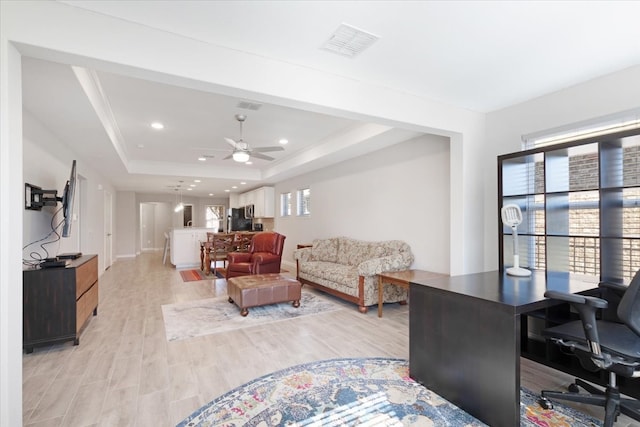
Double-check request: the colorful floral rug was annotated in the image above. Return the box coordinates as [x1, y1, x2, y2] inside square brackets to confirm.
[177, 358, 602, 426]
[179, 269, 223, 282]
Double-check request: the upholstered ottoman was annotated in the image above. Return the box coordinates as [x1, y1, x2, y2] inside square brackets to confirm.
[227, 273, 301, 316]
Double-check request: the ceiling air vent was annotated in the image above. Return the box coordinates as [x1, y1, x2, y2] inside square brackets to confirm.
[321, 23, 379, 58]
[237, 101, 262, 111]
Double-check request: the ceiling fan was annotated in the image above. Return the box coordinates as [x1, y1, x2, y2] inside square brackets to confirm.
[224, 114, 284, 162]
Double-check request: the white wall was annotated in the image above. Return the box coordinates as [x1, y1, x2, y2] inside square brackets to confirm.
[484, 65, 640, 270]
[0, 35, 23, 427]
[276, 135, 451, 274]
[22, 111, 115, 272]
[140, 203, 156, 250]
[115, 191, 136, 258]
[140, 202, 173, 251]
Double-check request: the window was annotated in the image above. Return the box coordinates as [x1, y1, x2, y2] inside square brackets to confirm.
[499, 129, 640, 283]
[205, 205, 225, 230]
[280, 192, 291, 217]
[297, 188, 311, 216]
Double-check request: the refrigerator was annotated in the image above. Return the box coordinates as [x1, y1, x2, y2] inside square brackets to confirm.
[227, 208, 252, 231]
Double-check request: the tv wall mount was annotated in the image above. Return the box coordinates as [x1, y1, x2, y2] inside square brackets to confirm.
[25, 183, 60, 210]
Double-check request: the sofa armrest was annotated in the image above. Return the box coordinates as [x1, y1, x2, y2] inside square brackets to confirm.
[357, 254, 413, 276]
[293, 247, 313, 262]
[228, 252, 252, 263]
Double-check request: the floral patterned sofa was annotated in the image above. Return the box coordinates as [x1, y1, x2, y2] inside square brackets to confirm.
[293, 237, 414, 313]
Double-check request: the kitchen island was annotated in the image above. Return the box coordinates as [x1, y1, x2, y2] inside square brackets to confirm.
[170, 227, 215, 268]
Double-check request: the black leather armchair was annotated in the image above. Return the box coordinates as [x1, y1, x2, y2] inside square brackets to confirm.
[539, 269, 640, 427]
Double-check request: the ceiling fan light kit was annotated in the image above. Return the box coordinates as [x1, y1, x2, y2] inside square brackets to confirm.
[232, 151, 250, 163]
[224, 114, 284, 162]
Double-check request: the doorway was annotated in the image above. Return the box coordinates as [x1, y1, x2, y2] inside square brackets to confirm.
[104, 190, 112, 269]
[183, 204, 193, 227]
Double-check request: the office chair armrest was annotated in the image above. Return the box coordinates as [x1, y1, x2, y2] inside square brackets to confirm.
[544, 290, 608, 309]
[545, 290, 607, 351]
[599, 281, 627, 294]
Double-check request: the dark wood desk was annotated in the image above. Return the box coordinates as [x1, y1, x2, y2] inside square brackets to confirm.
[409, 270, 598, 427]
[377, 270, 447, 317]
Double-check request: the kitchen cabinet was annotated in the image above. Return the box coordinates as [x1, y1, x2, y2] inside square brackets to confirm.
[238, 186, 275, 218]
[170, 227, 214, 268]
[253, 187, 274, 218]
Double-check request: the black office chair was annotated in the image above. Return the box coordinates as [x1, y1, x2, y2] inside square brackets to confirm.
[538, 269, 640, 427]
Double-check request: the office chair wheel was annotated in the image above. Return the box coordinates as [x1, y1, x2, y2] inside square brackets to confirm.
[538, 397, 554, 410]
[568, 383, 580, 393]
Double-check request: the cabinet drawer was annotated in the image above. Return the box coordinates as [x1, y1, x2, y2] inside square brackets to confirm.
[76, 281, 98, 333]
[76, 256, 98, 299]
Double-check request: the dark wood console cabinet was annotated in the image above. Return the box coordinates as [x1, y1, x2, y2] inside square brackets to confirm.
[23, 255, 99, 353]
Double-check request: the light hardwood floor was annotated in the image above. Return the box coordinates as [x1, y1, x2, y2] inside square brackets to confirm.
[22, 252, 639, 426]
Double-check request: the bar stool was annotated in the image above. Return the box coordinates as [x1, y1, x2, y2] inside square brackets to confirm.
[162, 232, 170, 264]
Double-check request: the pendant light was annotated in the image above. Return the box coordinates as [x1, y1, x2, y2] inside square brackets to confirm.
[174, 182, 184, 212]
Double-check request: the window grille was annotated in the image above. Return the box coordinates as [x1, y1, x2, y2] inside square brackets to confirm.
[205, 205, 224, 229]
[297, 188, 311, 216]
[500, 128, 640, 283]
[280, 192, 291, 217]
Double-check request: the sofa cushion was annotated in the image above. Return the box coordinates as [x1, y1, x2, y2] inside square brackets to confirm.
[338, 238, 377, 266]
[311, 238, 339, 263]
[299, 261, 357, 285]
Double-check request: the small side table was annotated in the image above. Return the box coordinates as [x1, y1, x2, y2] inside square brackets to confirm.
[378, 270, 447, 317]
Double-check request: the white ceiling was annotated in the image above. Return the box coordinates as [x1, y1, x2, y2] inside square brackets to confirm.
[20, 1, 640, 197]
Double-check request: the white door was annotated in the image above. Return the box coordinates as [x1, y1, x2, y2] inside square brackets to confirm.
[104, 191, 113, 269]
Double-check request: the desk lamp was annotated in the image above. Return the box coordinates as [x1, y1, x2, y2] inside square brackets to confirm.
[501, 204, 531, 277]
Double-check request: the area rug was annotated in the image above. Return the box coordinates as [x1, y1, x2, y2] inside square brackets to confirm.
[179, 269, 223, 282]
[162, 290, 342, 341]
[177, 358, 602, 427]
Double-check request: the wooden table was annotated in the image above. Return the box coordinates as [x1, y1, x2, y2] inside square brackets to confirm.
[200, 233, 254, 275]
[377, 269, 447, 317]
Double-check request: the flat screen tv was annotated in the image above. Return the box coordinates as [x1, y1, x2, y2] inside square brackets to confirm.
[61, 160, 77, 238]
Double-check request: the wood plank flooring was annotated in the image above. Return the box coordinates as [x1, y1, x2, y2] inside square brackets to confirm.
[22, 252, 639, 426]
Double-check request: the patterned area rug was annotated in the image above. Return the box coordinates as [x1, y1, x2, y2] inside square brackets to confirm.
[179, 269, 223, 282]
[162, 290, 342, 341]
[177, 358, 602, 426]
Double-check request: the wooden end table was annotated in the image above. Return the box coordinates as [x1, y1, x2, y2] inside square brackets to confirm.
[378, 270, 447, 317]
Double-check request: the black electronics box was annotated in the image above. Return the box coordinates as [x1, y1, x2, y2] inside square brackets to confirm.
[40, 258, 70, 268]
[57, 252, 82, 260]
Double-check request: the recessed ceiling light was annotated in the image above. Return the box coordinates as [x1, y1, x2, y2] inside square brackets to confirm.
[189, 184, 196, 187]
[186, 188, 192, 191]
[224, 189, 230, 192]
[232, 186, 237, 189]
[245, 161, 253, 165]
[150, 122, 164, 130]
[198, 157, 206, 161]
[240, 182, 246, 185]
[194, 179, 201, 183]
[209, 193, 214, 196]
[279, 139, 288, 145]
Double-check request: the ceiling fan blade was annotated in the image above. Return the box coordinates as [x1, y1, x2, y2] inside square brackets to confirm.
[251, 152, 275, 161]
[223, 153, 233, 160]
[224, 137, 238, 148]
[252, 146, 285, 153]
